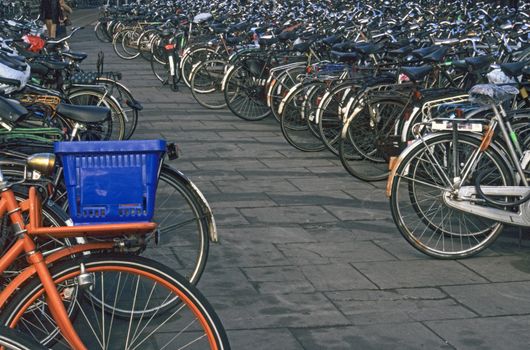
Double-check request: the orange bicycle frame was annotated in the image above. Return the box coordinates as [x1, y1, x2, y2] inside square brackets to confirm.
[0, 186, 156, 349]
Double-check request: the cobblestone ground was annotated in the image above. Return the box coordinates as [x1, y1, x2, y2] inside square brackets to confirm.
[71, 10, 530, 349]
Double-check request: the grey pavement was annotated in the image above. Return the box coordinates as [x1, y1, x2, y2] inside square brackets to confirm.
[70, 10, 530, 350]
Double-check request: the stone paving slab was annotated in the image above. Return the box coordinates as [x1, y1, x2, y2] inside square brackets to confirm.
[71, 11, 530, 349]
[426, 315, 530, 350]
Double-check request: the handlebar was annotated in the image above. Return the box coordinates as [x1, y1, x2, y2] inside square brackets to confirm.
[47, 26, 84, 45]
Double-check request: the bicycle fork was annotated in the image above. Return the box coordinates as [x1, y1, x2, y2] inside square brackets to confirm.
[165, 44, 179, 92]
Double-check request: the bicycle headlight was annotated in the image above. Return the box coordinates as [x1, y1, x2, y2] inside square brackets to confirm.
[27, 153, 56, 176]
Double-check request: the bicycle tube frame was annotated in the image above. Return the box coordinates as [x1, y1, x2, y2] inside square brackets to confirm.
[0, 186, 156, 349]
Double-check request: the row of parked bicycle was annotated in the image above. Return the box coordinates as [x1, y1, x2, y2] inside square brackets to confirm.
[0, 2, 230, 349]
[99, 0, 530, 259]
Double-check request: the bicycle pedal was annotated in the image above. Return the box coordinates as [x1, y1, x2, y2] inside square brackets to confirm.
[166, 143, 179, 160]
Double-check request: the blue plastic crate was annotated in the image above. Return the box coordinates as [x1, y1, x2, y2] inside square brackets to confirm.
[54, 140, 166, 225]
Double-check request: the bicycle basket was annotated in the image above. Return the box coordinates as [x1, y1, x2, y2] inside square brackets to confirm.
[54, 140, 166, 225]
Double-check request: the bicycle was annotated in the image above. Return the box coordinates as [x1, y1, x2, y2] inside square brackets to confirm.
[0, 144, 230, 349]
[387, 83, 527, 259]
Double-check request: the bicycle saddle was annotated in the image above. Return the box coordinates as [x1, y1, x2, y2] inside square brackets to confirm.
[258, 37, 278, 46]
[35, 59, 69, 71]
[62, 51, 88, 62]
[229, 22, 248, 33]
[468, 84, 519, 105]
[278, 30, 297, 41]
[15, 47, 40, 59]
[0, 95, 28, 123]
[331, 41, 355, 52]
[401, 65, 433, 82]
[56, 104, 111, 123]
[354, 42, 381, 56]
[322, 35, 341, 47]
[422, 46, 449, 63]
[330, 50, 358, 63]
[500, 60, 528, 78]
[226, 36, 245, 45]
[451, 59, 468, 72]
[293, 42, 311, 53]
[210, 25, 228, 34]
[160, 29, 175, 38]
[388, 45, 413, 56]
[29, 62, 49, 76]
[465, 56, 493, 73]
[431, 38, 460, 46]
[411, 46, 438, 60]
[0, 53, 27, 71]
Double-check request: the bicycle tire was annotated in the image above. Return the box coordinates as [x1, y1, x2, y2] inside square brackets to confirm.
[181, 47, 224, 88]
[341, 98, 404, 181]
[190, 59, 228, 109]
[0, 327, 47, 350]
[389, 133, 512, 259]
[67, 89, 126, 140]
[317, 83, 361, 155]
[94, 22, 111, 43]
[120, 29, 141, 59]
[146, 164, 212, 285]
[95, 78, 140, 140]
[268, 66, 306, 123]
[224, 63, 272, 120]
[112, 30, 135, 60]
[0, 255, 231, 349]
[280, 82, 326, 152]
[136, 29, 158, 61]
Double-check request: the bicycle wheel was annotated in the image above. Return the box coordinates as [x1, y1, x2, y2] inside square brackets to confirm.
[67, 89, 126, 141]
[27, 162, 211, 286]
[191, 59, 228, 109]
[150, 47, 169, 84]
[0, 163, 78, 346]
[137, 29, 159, 61]
[317, 83, 360, 156]
[144, 164, 211, 285]
[120, 29, 141, 59]
[280, 82, 326, 152]
[112, 30, 135, 60]
[224, 63, 272, 121]
[0, 255, 230, 349]
[0, 327, 47, 350]
[268, 66, 306, 123]
[94, 22, 111, 43]
[343, 99, 404, 181]
[181, 47, 223, 88]
[95, 78, 140, 140]
[390, 133, 512, 258]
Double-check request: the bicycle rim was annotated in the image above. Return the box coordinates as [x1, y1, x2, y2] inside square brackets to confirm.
[1, 255, 230, 349]
[390, 134, 510, 258]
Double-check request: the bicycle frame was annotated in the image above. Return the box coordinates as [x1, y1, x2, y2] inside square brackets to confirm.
[0, 175, 156, 349]
[441, 103, 530, 225]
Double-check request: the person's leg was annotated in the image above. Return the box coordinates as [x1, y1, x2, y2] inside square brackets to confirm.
[45, 19, 54, 37]
[50, 23, 57, 38]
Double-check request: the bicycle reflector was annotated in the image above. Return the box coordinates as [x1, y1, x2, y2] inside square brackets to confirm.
[27, 153, 56, 176]
[165, 44, 176, 50]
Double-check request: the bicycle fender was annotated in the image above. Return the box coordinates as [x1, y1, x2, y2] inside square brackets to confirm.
[265, 75, 275, 107]
[278, 82, 302, 115]
[163, 165, 218, 243]
[385, 132, 511, 197]
[220, 64, 236, 92]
